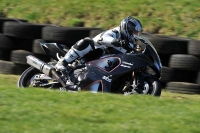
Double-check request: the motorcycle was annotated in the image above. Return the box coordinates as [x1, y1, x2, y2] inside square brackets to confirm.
[17, 36, 162, 96]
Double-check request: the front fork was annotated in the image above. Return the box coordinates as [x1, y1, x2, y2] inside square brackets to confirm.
[132, 71, 145, 93]
[123, 70, 145, 94]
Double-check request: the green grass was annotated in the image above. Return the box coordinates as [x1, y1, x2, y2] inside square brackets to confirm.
[0, 74, 200, 133]
[0, 0, 199, 39]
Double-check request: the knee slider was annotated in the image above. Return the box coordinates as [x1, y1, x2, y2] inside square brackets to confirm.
[84, 37, 95, 50]
[74, 37, 95, 51]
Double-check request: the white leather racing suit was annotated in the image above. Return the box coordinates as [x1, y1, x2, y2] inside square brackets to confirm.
[63, 26, 135, 63]
[93, 26, 134, 54]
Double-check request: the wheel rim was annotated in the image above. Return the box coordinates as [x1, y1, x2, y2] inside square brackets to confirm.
[143, 81, 150, 94]
[29, 74, 40, 87]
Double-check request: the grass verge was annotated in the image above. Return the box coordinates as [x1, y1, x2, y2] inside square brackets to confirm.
[0, 74, 200, 133]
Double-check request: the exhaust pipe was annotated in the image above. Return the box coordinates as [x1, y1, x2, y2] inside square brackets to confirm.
[26, 55, 53, 76]
[26, 55, 67, 88]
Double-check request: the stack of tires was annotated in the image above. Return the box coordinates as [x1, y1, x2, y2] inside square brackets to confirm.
[139, 33, 200, 94]
[0, 17, 100, 75]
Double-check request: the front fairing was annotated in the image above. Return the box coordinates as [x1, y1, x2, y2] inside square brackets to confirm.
[80, 51, 161, 92]
[138, 37, 162, 76]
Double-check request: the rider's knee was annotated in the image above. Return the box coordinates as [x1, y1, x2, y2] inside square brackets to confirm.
[73, 37, 95, 51]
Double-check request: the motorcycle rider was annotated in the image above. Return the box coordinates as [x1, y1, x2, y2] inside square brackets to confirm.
[55, 16, 143, 71]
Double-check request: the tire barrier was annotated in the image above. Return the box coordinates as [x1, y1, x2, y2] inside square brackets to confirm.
[32, 39, 46, 55]
[89, 29, 105, 38]
[188, 40, 200, 56]
[11, 37, 33, 52]
[10, 50, 50, 65]
[0, 17, 27, 33]
[0, 60, 29, 75]
[169, 54, 200, 70]
[0, 33, 14, 61]
[3, 22, 48, 39]
[0, 17, 199, 94]
[0, 33, 14, 49]
[42, 26, 100, 47]
[0, 49, 11, 61]
[165, 82, 200, 94]
[196, 71, 200, 85]
[141, 33, 189, 55]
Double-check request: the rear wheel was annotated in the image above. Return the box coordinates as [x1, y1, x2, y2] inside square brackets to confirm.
[18, 66, 40, 88]
[18, 66, 59, 88]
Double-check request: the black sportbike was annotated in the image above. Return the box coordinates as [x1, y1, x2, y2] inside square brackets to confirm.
[18, 37, 162, 96]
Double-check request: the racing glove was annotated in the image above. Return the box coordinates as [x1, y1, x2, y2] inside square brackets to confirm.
[111, 39, 134, 50]
[111, 38, 129, 47]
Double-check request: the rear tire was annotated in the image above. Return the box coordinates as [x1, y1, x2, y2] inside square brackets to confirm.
[17, 66, 40, 88]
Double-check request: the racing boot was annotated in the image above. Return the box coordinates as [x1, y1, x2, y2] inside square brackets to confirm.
[55, 58, 68, 71]
[55, 48, 79, 71]
[55, 38, 95, 71]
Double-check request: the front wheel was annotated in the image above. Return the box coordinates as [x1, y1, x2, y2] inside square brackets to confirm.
[123, 77, 161, 96]
[142, 77, 161, 96]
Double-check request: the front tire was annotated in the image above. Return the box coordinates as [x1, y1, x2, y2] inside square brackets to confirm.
[122, 77, 161, 96]
[144, 77, 161, 96]
[116, 75, 161, 96]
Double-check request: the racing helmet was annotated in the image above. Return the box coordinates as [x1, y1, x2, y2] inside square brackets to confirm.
[120, 16, 143, 43]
